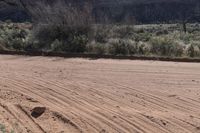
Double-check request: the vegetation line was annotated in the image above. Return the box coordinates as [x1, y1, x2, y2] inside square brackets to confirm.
[1, 50, 200, 63]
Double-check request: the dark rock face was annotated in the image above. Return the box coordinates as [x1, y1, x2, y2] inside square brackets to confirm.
[0, 0, 199, 23]
[0, 1, 30, 22]
[0, 9, 30, 22]
[94, 0, 200, 24]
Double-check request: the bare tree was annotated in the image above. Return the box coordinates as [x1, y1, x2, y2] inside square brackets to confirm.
[26, 0, 93, 26]
[0, 0, 94, 26]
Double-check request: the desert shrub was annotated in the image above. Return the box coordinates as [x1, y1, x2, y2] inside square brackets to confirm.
[112, 25, 135, 39]
[31, 25, 56, 49]
[50, 39, 63, 52]
[174, 43, 185, 57]
[133, 32, 152, 42]
[135, 28, 145, 33]
[63, 33, 88, 53]
[86, 42, 107, 55]
[187, 42, 200, 57]
[24, 40, 40, 51]
[94, 30, 108, 43]
[108, 39, 137, 55]
[127, 41, 138, 55]
[137, 42, 151, 55]
[93, 25, 111, 43]
[26, 24, 90, 53]
[155, 29, 169, 36]
[109, 41, 129, 55]
[0, 39, 6, 50]
[23, 1, 93, 53]
[187, 44, 195, 57]
[179, 33, 199, 44]
[0, 23, 28, 50]
[150, 37, 184, 57]
[11, 38, 24, 50]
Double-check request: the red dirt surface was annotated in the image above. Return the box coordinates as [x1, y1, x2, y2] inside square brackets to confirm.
[0, 55, 200, 133]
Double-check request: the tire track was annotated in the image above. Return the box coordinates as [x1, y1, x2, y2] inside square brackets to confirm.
[0, 55, 200, 132]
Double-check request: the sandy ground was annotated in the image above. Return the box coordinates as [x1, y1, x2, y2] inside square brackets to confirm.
[0, 55, 200, 133]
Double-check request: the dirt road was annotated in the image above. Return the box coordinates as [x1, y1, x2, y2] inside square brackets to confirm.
[0, 55, 200, 133]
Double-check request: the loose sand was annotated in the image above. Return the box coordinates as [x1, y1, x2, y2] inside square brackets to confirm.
[0, 55, 200, 133]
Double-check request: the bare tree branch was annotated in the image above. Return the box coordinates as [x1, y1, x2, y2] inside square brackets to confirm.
[0, 0, 18, 6]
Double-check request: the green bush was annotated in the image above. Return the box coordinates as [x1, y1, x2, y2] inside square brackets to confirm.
[113, 25, 135, 38]
[108, 39, 137, 55]
[27, 24, 90, 53]
[133, 32, 152, 42]
[0, 38, 6, 50]
[187, 43, 200, 57]
[0, 23, 28, 51]
[155, 29, 169, 36]
[63, 34, 88, 53]
[137, 42, 151, 55]
[11, 38, 24, 50]
[150, 37, 184, 57]
[50, 39, 63, 52]
[93, 25, 111, 43]
[86, 42, 107, 55]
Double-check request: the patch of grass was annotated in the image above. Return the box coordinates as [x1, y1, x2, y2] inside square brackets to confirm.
[0, 123, 14, 133]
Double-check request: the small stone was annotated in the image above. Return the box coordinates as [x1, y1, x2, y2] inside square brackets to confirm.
[31, 107, 46, 118]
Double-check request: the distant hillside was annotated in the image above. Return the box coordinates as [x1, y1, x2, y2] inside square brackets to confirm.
[94, 0, 200, 23]
[0, 1, 30, 22]
[0, 0, 200, 23]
